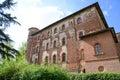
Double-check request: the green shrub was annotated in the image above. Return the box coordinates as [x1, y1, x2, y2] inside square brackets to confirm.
[0, 58, 28, 80]
[0, 59, 70, 80]
[70, 73, 83, 80]
[21, 65, 70, 80]
[70, 72, 120, 80]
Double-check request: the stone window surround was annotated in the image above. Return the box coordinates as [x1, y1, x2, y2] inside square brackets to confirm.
[62, 37, 66, 46]
[53, 54, 57, 64]
[62, 24, 65, 31]
[94, 43, 102, 55]
[52, 50, 57, 64]
[62, 53, 66, 63]
[54, 28, 57, 34]
[77, 17, 82, 24]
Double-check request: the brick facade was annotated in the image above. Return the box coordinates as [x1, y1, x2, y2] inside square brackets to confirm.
[26, 2, 120, 73]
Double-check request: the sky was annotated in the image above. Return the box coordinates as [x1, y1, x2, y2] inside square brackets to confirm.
[3, 0, 120, 49]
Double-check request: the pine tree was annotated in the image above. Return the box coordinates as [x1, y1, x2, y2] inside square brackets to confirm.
[0, 0, 20, 60]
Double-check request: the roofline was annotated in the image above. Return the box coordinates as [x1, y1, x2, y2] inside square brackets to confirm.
[116, 32, 120, 34]
[31, 2, 108, 36]
[81, 28, 118, 43]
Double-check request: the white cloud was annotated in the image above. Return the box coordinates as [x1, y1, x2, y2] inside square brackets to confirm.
[6, 0, 65, 49]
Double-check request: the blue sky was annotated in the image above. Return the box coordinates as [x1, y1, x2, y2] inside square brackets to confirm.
[4, 0, 120, 49]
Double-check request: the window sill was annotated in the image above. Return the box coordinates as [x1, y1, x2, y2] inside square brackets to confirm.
[94, 52, 104, 56]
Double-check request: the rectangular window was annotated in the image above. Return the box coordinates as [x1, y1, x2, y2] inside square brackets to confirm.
[95, 43, 102, 55]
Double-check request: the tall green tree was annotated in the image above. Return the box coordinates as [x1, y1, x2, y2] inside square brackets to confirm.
[0, 0, 20, 60]
[16, 42, 26, 61]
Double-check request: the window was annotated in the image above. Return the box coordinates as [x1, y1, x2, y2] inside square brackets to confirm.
[38, 35, 41, 40]
[54, 28, 57, 34]
[46, 43, 49, 50]
[54, 40, 57, 48]
[77, 17, 81, 24]
[81, 49, 84, 60]
[98, 66, 104, 72]
[62, 53, 66, 63]
[79, 31, 83, 38]
[62, 38, 66, 46]
[53, 55, 57, 64]
[62, 24, 65, 31]
[48, 31, 50, 37]
[95, 43, 102, 55]
[45, 56, 48, 64]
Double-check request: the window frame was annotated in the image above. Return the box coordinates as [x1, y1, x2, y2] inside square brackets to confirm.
[54, 40, 57, 48]
[46, 43, 49, 50]
[53, 55, 57, 64]
[77, 17, 82, 24]
[54, 28, 57, 34]
[62, 24, 65, 31]
[62, 38, 66, 46]
[62, 53, 66, 63]
[95, 43, 102, 55]
[47, 31, 50, 37]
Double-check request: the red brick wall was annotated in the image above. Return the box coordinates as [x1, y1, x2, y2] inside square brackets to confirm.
[80, 31, 120, 72]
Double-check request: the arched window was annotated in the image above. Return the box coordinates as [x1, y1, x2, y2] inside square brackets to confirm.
[53, 55, 57, 64]
[54, 28, 57, 34]
[95, 43, 102, 55]
[48, 31, 50, 37]
[77, 17, 81, 24]
[45, 56, 48, 64]
[62, 38, 65, 46]
[62, 53, 66, 63]
[46, 43, 49, 50]
[62, 24, 65, 31]
[54, 40, 57, 48]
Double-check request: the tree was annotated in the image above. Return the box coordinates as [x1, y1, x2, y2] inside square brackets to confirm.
[0, 0, 20, 60]
[19, 42, 26, 56]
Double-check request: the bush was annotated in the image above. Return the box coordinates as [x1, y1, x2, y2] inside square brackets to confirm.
[0, 58, 29, 80]
[0, 59, 70, 80]
[1, 58, 120, 80]
[70, 72, 120, 80]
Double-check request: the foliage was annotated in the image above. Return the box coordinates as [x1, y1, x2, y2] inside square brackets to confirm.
[0, 0, 20, 60]
[19, 42, 26, 55]
[70, 72, 120, 80]
[1, 57, 120, 80]
[0, 56, 70, 80]
[16, 42, 26, 61]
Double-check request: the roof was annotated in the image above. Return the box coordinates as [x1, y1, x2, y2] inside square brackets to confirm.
[81, 28, 118, 43]
[31, 2, 108, 36]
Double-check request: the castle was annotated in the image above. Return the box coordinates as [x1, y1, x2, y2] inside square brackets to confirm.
[26, 2, 120, 73]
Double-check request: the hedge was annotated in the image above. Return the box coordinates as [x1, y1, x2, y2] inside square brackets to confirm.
[70, 72, 120, 80]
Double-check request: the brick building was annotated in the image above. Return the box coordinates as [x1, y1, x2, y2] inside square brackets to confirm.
[26, 2, 120, 73]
